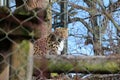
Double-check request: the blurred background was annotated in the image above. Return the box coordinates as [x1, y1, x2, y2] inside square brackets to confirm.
[0, 0, 120, 80]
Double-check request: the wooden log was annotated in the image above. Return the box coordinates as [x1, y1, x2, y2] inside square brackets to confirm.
[34, 55, 120, 74]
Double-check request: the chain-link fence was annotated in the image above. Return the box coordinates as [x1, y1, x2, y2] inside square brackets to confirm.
[0, 0, 120, 80]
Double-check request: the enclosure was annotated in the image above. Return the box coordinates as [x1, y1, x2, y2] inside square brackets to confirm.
[0, 0, 120, 80]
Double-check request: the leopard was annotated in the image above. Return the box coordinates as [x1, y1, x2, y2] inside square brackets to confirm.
[34, 27, 68, 56]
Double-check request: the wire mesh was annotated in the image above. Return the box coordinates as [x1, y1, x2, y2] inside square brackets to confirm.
[0, 0, 120, 80]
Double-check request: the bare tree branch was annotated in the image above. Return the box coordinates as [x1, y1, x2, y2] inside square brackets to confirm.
[69, 17, 93, 33]
[107, 0, 120, 12]
[69, 2, 90, 12]
[97, 0, 120, 31]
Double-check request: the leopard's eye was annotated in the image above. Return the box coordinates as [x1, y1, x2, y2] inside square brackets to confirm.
[58, 38, 62, 42]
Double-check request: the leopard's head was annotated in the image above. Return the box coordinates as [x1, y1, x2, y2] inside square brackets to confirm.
[54, 27, 68, 39]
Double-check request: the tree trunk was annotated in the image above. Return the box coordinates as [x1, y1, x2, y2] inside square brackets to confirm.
[84, 0, 103, 55]
[0, 65, 9, 80]
[9, 40, 33, 80]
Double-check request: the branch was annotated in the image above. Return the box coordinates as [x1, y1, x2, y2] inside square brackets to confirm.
[69, 17, 93, 33]
[106, 0, 120, 12]
[69, 2, 90, 12]
[97, 0, 120, 31]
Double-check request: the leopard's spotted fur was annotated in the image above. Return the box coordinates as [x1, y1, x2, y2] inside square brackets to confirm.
[34, 27, 68, 56]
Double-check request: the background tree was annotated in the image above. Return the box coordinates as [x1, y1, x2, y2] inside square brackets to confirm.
[52, 0, 120, 55]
